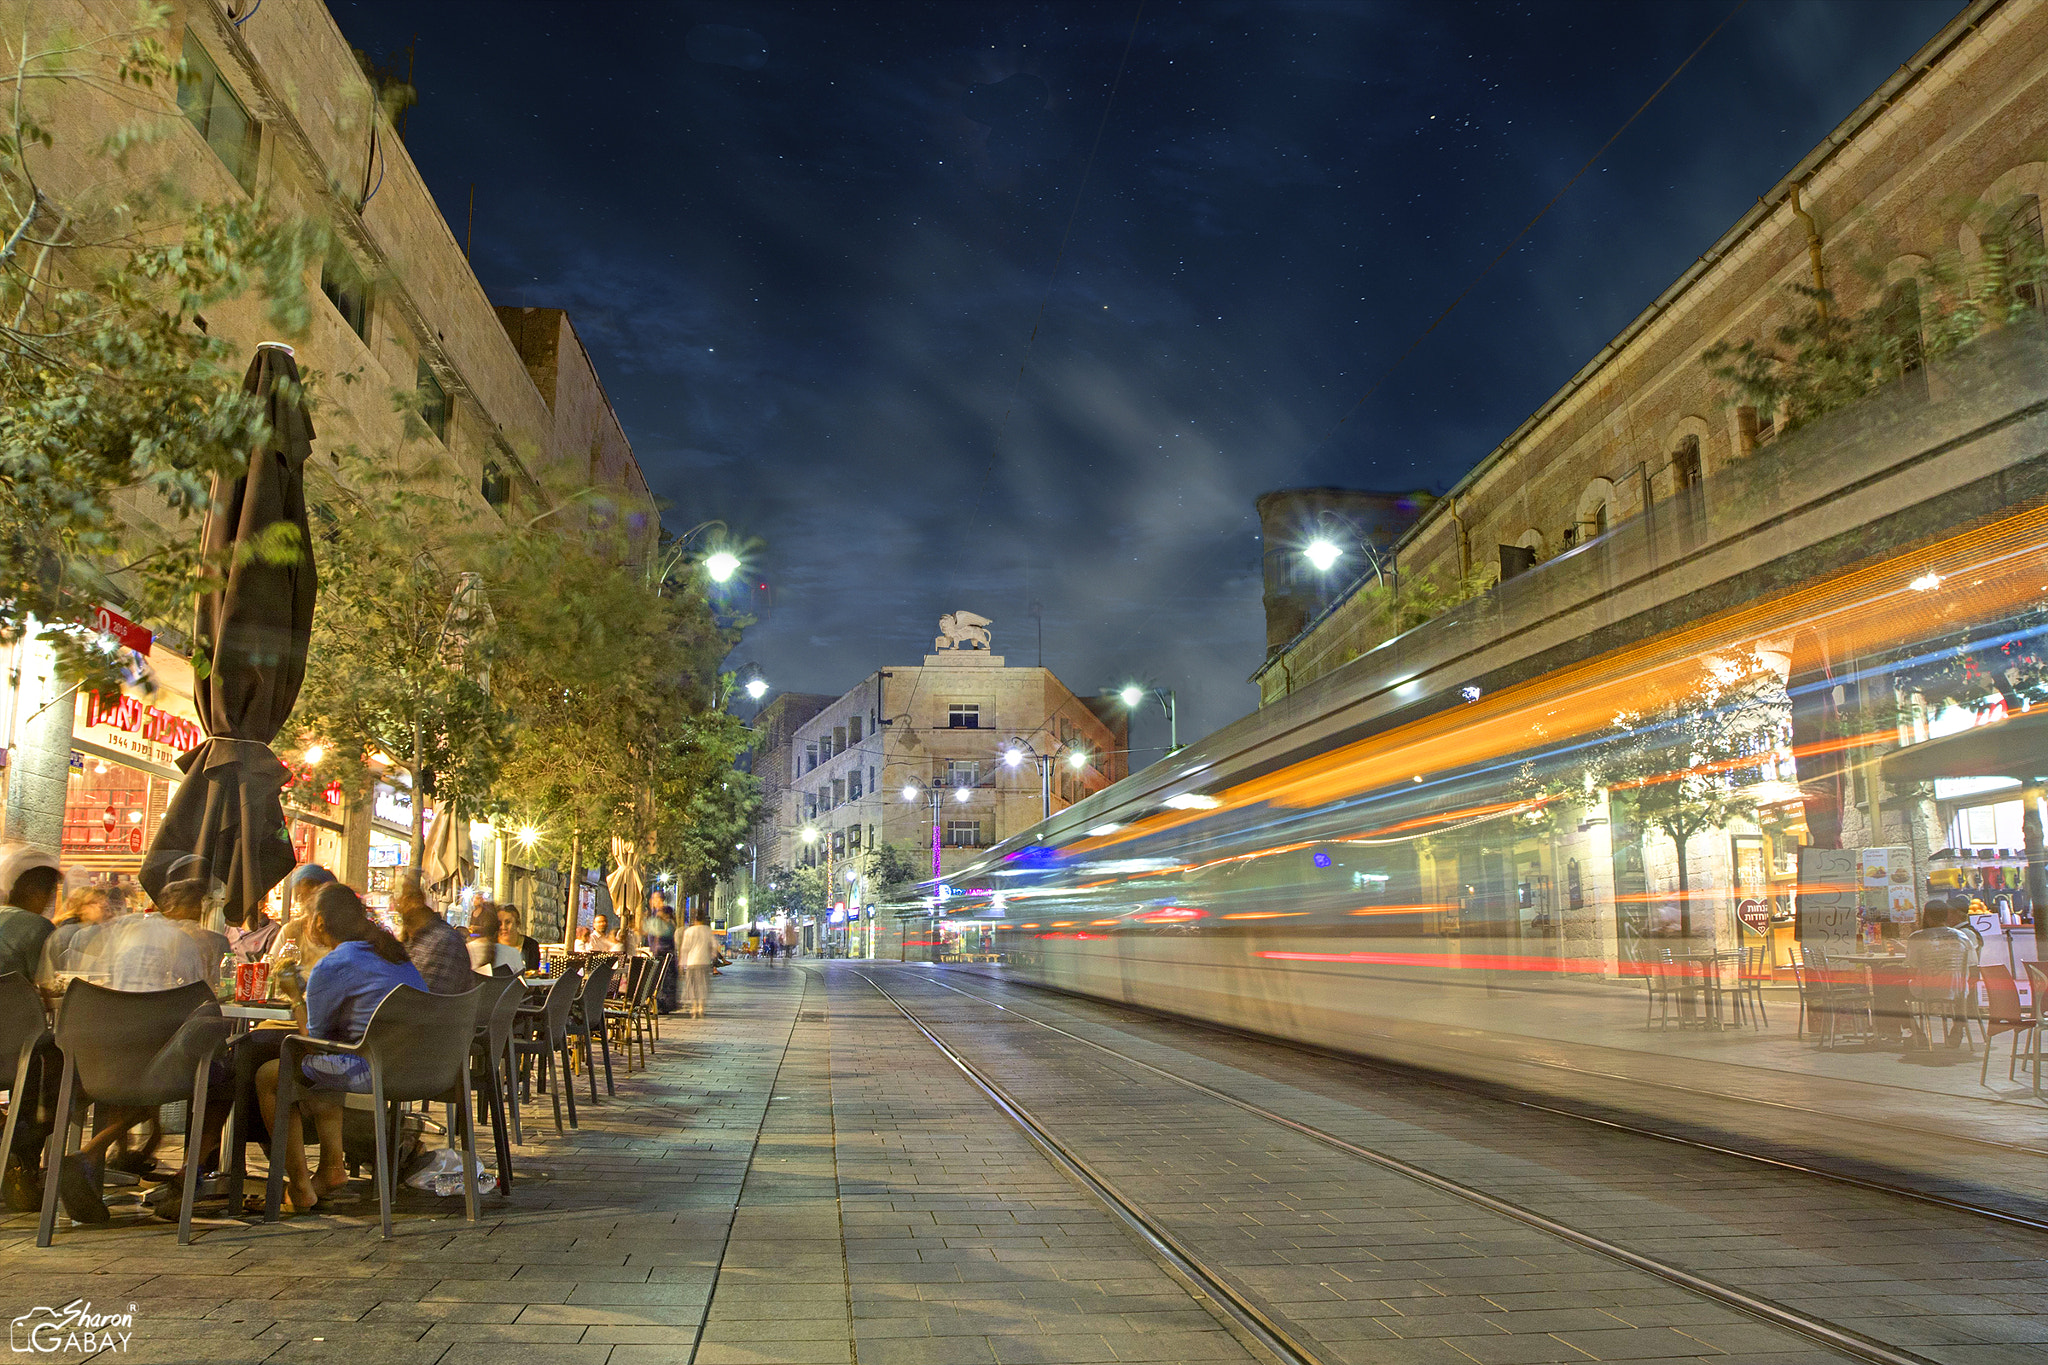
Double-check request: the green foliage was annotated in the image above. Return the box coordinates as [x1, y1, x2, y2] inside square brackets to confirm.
[287, 450, 512, 829]
[1703, 210, 2048, 434]
[760, 863, 826, 920]
[869, 842, 928, 905]
[0, 7, 321, 692]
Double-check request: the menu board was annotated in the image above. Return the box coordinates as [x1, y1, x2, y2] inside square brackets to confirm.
[1797, 848, 1859, 949]
[1861, 846, 1920, 923]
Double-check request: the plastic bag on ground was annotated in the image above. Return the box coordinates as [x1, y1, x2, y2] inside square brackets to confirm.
[401, 1145, 491, 1197]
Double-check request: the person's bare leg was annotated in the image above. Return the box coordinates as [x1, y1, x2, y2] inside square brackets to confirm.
[305, 1096, 347, 1196]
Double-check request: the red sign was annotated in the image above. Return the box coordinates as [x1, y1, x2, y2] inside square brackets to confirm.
[91, 605, 152, 656]
[1737, 898, 1772, 934]
[127, 828, 143, 853]
[101, 807, 116, 835]
[83, 692, 202, 755]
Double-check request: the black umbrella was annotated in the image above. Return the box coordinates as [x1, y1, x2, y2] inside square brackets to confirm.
[141, 344, 317, 925]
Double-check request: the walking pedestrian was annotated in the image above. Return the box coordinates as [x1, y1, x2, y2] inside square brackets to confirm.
[680, 910, 716, 1019]
[643, 891, 678, 1014]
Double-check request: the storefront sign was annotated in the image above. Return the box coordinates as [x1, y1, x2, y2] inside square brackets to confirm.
[91, 605, 152, 656]
[1736, 898, 1771, 935]
[372, 782, 412, 830]
[74, 691, 202, 773]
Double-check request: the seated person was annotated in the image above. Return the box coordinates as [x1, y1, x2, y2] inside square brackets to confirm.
[498, 906, 541, 974]
[158, 879, 231, 973]
[578, 912, 621, 954]
[256, 884, 425, 1212]
[395, 882, 473, 995]
[465, 903, 523, 974]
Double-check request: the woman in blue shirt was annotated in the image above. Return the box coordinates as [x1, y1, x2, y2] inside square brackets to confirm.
[256, 883, 424, 1212]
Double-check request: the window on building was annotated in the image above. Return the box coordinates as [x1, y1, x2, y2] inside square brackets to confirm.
[178, 32, 258, 193]
[481, 458, 511, 508]
[948, 703, 981, 729]
[832, 779, 845, 807]
[848, 826, 862, 851]
[1671, 434, 1705, 543]
[806, 742, 818, 772]
[818, 785, 830, 812]
[804, 795, 816, 820]
[415, 360, 449, 442]
[848, 770, 862, 801]
[833, 725, 847, 754]
[1881, 279, 1927, 398]
[868, 766, 876, 793]
[319, 250, 369, 341]
[944, 820, 982, 847]
[832, 831, 845, 858]
[849, 716, 862, 745]
[947, 759, 979, 788]
[2003, 195, 2046, 309]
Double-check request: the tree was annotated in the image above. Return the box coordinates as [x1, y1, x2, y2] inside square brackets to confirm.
[0, 9, 319, 692]
[286, 450, 512, 863]
[869, 842, 927, 906]
[760, 864, 825, 921]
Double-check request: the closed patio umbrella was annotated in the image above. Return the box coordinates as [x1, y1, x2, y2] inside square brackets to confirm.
[605, 836, 644, 941]
[141, 344, 316, 926]
[424, 805, 474, 909]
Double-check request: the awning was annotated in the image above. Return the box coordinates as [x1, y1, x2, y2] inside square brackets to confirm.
[1880, 710, 2048, 785]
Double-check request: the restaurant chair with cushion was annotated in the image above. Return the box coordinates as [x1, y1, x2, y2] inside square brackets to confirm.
[38, 979, 230, 1247]
[568, 957, 616, 1102]
[1977, 964, 2036, 1087]
[514, 967, 582, 1134]
[0, 972, 53, 1191]
[267, 983, 484, 1239]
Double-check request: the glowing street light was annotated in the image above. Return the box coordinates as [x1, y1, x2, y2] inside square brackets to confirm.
[302, 743, 325, 765]
[1304, 539, 1344, 572]
[1002, 746, 1025, 768]
[744, 677, 768, 700]
[953, 786, 971, 803]
[1068, 749, 1088, 770]
[900, 784, 919, 802]
[516, 824, 540, 849]
[1118, 685, 1143, 707]
[801, 826, 819, 844]
[704, 550, 741, 582]
[1114, 684, 1179, 754]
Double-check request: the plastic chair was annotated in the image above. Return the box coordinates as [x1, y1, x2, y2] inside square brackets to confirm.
[1636, 951, 1677, 1029]
[38, 979, 230, 1247]
[514, 967, 582, 1133]
[607, 956, 662, 1071]
[0, 973, 52, 1190]
[465, 974, 523, 1192]
[1978, 964, 2036, 1086]
[1735, 946, 1770, 1029]
[1804, 946, 1870, 1047]
[2026, 962, 2048, 1100]
[266, 983, 484, 1238]
[567, 957, 616, 1101]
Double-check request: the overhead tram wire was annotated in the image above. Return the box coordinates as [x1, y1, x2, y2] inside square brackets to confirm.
[1271, 0, 1750, 491]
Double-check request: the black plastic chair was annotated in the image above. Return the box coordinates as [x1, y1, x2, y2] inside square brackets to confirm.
[465, 973, 522, 1192]
[606, 955, 661, 1071]
[567, 957, 616, 1101]
[0, 972, 52, 1190]
[39, 979, 230, 1247]
[266, 983, 484, 1238]
[514, 967, 582, 1133]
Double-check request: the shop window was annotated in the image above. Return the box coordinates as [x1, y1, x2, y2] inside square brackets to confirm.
[178, 32, 258, 193]
[320, 250, 369, 341]
[944, 820, 983, 848]
[948, 703, 981, 729]
[416, 359, 449, 441]
[63, 755, 164, 862]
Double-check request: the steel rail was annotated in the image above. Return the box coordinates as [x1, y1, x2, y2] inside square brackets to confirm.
[854, 971, 1324, 1365]
[883, 969, 1952, 1365]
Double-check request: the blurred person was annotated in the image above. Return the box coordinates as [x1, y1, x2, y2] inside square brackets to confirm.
[266, 865, 336, 970]
[255, 884, 425, 1212]
[587, 912, 621, 953]
[467, 902, 522, 973]
[642, 892, 678, 1014]
[0, 844, 63, 984]
[497, 905, 541, 974]
[1905, 902, 1975, 1050]
[395, 880, 472, 995]
[39, 886, 114, 987]
[158, 879, 231, 972]
[680, 910, 716, 1019]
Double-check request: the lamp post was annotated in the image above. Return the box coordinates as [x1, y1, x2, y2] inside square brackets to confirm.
[1116, 684, 1179, 756]
[1000, 737, 1090, 822]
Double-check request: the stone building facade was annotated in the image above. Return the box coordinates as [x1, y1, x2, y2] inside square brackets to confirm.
[0, 0, 655, 942]
[1257, 0, 2048, 704]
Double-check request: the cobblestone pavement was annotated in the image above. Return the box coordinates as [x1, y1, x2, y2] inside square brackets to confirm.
[0, 961, 2039, 1365]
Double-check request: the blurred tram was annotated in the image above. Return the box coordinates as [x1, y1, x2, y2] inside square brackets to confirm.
[901, 325, 2048, 1179]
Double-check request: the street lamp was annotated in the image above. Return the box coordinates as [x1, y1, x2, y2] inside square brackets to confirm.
[744, 677, 768, 701]
[704, 550, 740, 583]
[302, 743, 325, 766]
[1115, 684, 1179, 755]
[1304, 539, 1343, 572]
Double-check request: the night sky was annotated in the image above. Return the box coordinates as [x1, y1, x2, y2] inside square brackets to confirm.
[333, 0, 1958, 762]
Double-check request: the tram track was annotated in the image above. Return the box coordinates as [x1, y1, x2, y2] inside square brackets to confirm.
[861, 966, 1996, 1365]
[953, 967, 2048, 1226]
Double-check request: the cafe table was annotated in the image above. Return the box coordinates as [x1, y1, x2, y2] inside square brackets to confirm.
[1828, 952, 1914, 1042]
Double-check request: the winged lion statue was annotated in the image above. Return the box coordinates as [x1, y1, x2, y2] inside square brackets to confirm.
[934, 611, 993, 652]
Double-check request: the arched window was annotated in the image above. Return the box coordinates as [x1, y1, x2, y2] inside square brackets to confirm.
[1670, 434, 1704, 547]
[2003, 195, 2046, 309]
[1881, 280, 1926, 400]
